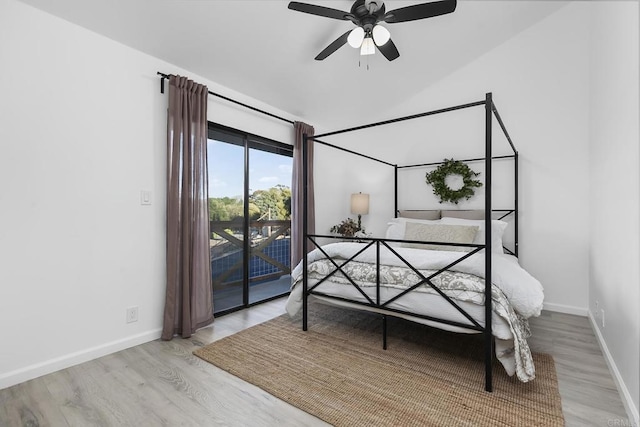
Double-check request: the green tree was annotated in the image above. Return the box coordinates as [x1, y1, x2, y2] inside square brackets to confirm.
[249, 185, 291, 220]
[209, 185, 291, 222]
[208, 196, 244, 221]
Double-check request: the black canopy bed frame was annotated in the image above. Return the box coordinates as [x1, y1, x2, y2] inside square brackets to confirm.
[300, 92, 518, 392]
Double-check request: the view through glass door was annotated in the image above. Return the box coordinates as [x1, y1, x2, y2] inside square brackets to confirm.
[207, 124, 292, 315]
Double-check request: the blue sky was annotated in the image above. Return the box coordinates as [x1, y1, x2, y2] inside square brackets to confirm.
[207, 140, 292, 198]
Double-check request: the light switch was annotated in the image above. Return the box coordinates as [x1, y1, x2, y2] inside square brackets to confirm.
[140, 190, 152, 205]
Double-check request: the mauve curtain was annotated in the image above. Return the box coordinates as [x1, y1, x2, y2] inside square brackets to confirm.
[162, 75, 214, 340]
[291, 122, 315, 268]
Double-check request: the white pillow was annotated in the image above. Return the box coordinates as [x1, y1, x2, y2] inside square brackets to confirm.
[402, 222, 479, 251]
[439, 217, 508, 253]
[385, 217, 441, 241]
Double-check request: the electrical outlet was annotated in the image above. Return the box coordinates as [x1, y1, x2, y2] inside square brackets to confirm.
[601, 309, 605, 328]
[126, 306, 139, 323]
[594, 301, 599, 318]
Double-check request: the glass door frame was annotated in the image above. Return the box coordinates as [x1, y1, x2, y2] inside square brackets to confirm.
[208, 122, 292, 316]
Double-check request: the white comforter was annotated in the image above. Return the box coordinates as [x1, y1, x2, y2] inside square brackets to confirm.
[291, 242, 544, 319]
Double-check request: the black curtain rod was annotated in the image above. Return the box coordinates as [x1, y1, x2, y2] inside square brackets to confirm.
[157, 72, 294, 125]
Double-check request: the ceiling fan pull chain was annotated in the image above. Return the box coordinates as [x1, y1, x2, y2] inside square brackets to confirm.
[358, 57, 371, 71]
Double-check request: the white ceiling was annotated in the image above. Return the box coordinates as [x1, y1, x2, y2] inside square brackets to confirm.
[19, 0, 568, 127]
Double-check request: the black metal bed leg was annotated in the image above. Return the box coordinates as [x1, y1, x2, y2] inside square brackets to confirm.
[484, 93, 494, 393]
[302, 296, 308, 331]
[382, 315, 387, 350]
[302, 133, 309, 333]
[484, 336, 494, 392]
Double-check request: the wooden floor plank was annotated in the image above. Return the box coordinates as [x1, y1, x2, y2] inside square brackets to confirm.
[0, 379, 69, 427]
[528, 310, 629, 426]
[0, 297, 630, 426]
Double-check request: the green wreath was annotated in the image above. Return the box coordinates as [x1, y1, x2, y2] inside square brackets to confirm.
[425, 158, 483, 204]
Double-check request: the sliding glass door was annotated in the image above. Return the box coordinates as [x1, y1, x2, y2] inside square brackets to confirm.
[207, 130, 245, 312]
[207, 124, 292, 315]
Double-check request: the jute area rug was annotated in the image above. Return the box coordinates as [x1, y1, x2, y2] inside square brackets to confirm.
[194, 303, 564, 426]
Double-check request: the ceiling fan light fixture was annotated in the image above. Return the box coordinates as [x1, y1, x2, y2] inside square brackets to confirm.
[372, 24, 390, 46]
[289, 0, 457, 61]
[360, 36, 376, 55]
[347, 27, 365, 48]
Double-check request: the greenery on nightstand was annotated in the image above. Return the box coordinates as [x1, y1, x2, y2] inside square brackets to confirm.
[330, 218, 364, 237]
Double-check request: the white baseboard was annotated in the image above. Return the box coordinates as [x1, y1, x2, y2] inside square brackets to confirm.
[543, 301, 588, 316]
[0, 328, 163, 390]
[588, 312, 640, 426]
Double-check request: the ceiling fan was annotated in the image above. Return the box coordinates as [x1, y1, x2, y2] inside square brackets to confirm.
[288, 0, 457, 61]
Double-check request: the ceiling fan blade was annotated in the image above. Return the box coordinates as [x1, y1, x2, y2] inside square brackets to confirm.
[315, 30, 351, 60]
[288, 2, 351, 20]
[376, 38, 400, 61]
[383, 0, 456, 24]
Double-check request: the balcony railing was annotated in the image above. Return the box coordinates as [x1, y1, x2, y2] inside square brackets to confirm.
[210, 219, 291, 290]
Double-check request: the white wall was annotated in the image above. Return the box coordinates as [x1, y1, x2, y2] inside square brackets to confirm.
[315, 2, 591, 314]
[0, 0, 298, 389]
[588, 2, 640, 422]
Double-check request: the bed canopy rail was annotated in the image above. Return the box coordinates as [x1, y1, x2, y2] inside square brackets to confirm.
[398, 154, 516, 169]
[301, 93, 518, 392]
[313, 100, 486, 139]
[312, 138, 396, 167]
[310, 97, 519, 257]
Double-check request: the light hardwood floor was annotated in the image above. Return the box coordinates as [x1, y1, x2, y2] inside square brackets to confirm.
[0, 298, 631, 426]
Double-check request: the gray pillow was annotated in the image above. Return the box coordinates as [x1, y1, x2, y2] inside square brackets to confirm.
[441, 209, 485, 220]
[402, 222, 479, 251]
[398, 210, 441, 220]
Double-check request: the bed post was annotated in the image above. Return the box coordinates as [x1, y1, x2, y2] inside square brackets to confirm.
[382, 315, 388, 350]
[394, 165, 398, 218]
[484, 93, 493, 392]
[515, 152, 519, 258]
[302, 133, 309, 332]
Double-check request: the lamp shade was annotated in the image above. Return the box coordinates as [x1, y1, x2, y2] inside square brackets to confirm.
[372, 25, 390, 46]
[350, 193, 370, 215]
[347, 27, 365, 48]
[360, 37, 375, 56]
